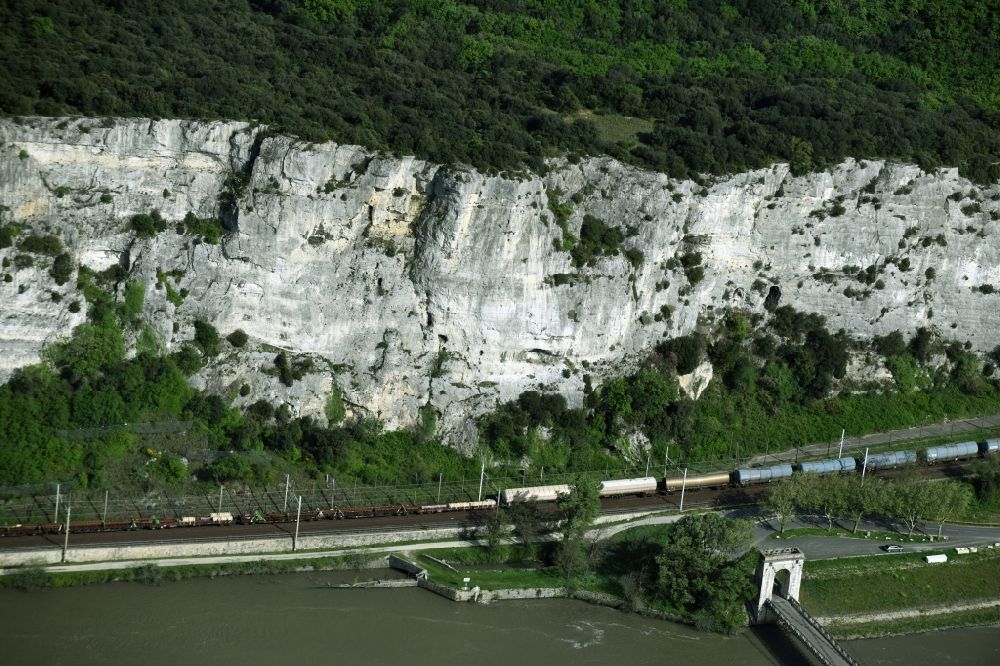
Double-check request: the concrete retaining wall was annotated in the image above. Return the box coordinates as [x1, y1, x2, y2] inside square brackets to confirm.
[388, 554, 426, 579]
[0, 508, 670, 568]
[412, 583, 634, 610]
[338, 579, 419, 589]
[481, 587, 565, 602]
[570, 589, 625, 609]
[418, 577, 480, 602]
[0, 525, 471, 567]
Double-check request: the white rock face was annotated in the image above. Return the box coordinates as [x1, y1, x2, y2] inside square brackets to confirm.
[678, 361, 714, 400]
[1, 117, 998, 443]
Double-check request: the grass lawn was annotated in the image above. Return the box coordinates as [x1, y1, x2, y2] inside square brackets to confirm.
[800, 549, 1000, 617]
[417, 552, 565, 590]
[1, 552, 388, 590]
[772, 527, 932, 542]
[413, 523, 675, 594]
[567, 110, 654, 147]
[606, 523, 673, 544]
[833, 605, 1000, 639]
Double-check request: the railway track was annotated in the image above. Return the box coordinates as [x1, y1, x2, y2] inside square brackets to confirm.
[0, 461, 973, 553]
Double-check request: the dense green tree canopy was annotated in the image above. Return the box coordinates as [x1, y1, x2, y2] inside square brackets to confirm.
[1, 1, 997, 180]
[655, 514, 755, 632]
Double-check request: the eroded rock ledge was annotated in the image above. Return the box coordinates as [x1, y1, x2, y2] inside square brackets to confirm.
[1, 117, 997, 444]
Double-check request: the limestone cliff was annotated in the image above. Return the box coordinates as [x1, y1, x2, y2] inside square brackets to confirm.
[1, 117, 997, 443]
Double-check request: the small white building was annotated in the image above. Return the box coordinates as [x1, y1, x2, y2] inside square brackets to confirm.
[924, 553, 947, 564]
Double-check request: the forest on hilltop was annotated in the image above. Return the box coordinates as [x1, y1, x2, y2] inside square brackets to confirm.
[2, 1, 1000, 494]
[0, 0, 997, 181]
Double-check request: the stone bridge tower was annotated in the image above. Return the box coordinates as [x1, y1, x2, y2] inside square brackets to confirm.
[752, 547, 805, 624]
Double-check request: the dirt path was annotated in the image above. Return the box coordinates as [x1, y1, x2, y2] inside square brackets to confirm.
[816, 598, 1000, 625]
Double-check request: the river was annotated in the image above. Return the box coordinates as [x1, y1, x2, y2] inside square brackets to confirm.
[0, 571, 996, 665]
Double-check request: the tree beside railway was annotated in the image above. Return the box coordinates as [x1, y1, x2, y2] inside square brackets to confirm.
[925, 483, 974, 538]
[765, 474, 802, 534]
[972, 457, 1000, 507]
[653, 514, 756, 633]
[844, 477, 884, 534]
[766, 475, 975, 537]
[554, 474, 602, 578]
[892, 477, 938, 537]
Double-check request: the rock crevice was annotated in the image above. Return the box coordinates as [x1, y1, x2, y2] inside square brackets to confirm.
[1, 117, 998, 440]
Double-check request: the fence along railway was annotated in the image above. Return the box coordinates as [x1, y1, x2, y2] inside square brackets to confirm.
[1, 435, 996, 541]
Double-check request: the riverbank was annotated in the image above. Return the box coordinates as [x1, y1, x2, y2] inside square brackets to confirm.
[800, 547, 1000, 638]
[9, 505, 1000, 644]
[822, 600, 1000, 639]
[0, 519, 726, 633]
[0, 552, 393, 591]
[0, 508, 671, 568]
[0, 573, 800, 666]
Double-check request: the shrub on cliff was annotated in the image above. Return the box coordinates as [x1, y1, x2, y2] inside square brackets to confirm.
[49, 252, 73, 285]
[193, 319, 220, 356]
[226, 329, 249, 348]
[129, 211, 166, 239]
[18, 233, 63, 256]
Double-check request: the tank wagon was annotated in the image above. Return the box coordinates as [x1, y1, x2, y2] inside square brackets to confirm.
[925, 441, 979, 463]
[664, 471, 731, 492]
[863, 450, 917, 470]
[734, 464, 793, 485]
[421, 500, 497, 512]
[600, 477, 658, 497]
[500, 484, 572, 504]
[500, 477, 657, 505]
[798, 457, 856, 475]
[7, 438, 1000, 539]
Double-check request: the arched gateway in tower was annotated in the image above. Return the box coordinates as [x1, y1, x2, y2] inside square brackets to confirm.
[753, 547, 804, 624]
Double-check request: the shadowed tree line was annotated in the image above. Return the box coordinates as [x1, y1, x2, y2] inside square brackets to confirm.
[766, 472, 974, 538]
[0, 1, 997, 182]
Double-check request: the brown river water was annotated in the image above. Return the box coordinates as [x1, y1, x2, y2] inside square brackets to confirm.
[0, 570, 996, 665]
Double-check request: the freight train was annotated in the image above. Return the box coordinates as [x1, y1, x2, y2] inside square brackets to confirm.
[663, 437, 1000, 492]
[2, 439, 997, 538]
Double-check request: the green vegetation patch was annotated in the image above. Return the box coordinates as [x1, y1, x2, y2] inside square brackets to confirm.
[420, 512, 756, 634]
[0, 222, 22, 248]
[801, 549, 1000, 617]
[480, 307, 1000, 477]
[0, 554, 387, 591]
[1, 2, 997, 181]
[771, 527, 911, 542]
[572, 112, 654, 148]
[155, 268, 185, 308]
[569, 214, 624, 268]
[18, 232, 63, 256]
[180, 212, 228, 244]
[831, 605, 1000, 639]
[129, 211, 166, 238]
[418, 551, 561, 591]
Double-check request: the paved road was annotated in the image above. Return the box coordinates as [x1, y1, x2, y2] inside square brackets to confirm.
[4, 509, 998, 576]
[749, 514, 1000, 560]
[594, 510, 1000, 560]
[747, 413, 1000, 467]
[1, 508, 679, 575]
[0, 537, 496, 575]
[0, 507, 673, 575]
